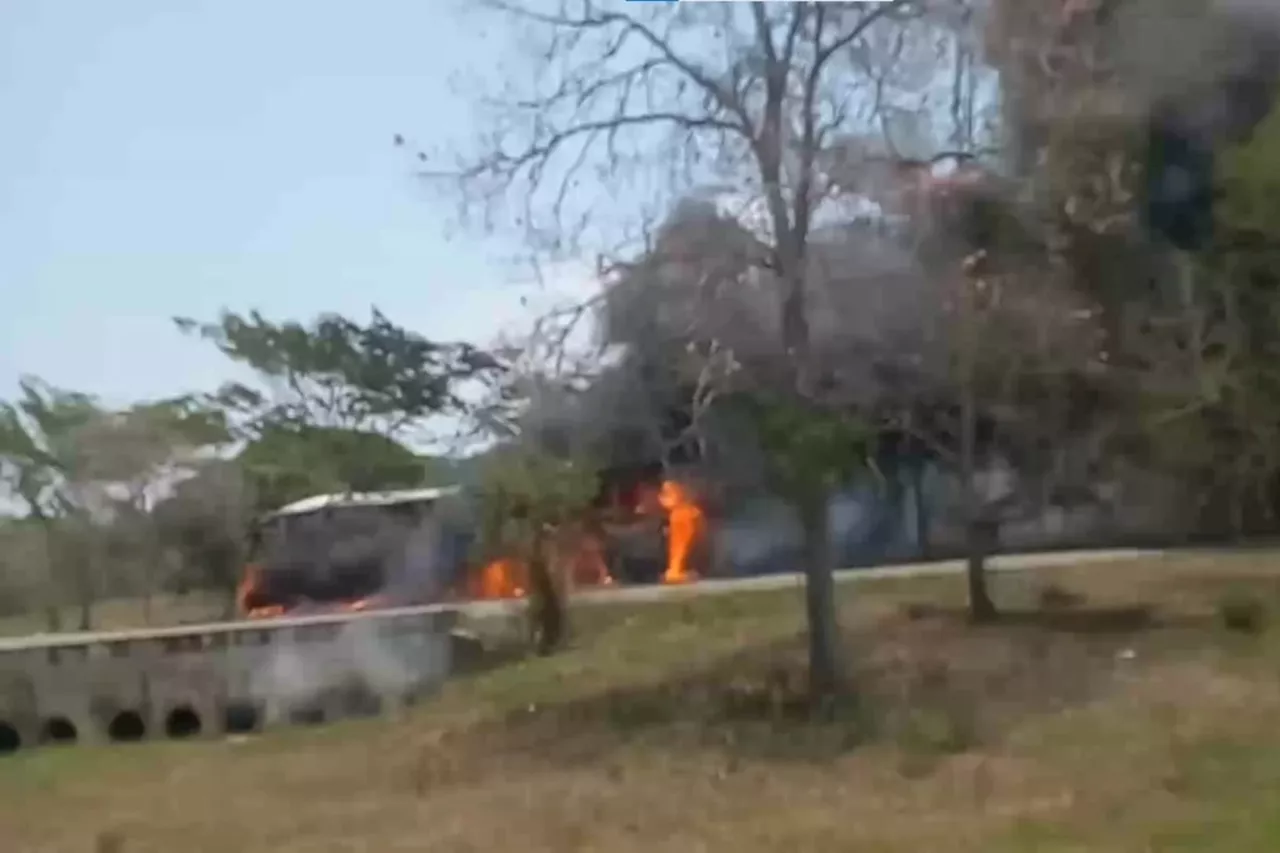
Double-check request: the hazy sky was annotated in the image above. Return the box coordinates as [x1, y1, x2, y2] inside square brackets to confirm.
[0, 0, 578, 410]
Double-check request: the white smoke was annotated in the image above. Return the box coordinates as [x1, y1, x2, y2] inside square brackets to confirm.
[248, 616, 446, 724]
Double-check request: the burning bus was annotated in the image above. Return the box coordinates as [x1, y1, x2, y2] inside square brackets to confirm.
[235, 470, 711, 619]
[236, 486, 472, 618]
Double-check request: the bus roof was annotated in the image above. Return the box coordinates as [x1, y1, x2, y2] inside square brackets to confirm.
[264, 485, 464, 520]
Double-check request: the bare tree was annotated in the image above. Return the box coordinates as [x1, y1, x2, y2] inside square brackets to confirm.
[422, 0, 955, 697]
[462, 300, 612, 655]
[602, 175, 1106, 622]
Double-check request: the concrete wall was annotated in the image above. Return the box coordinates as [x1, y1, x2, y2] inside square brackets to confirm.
[0, 604, 468, 755]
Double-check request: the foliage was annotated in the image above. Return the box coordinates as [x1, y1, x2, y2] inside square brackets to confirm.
[73, 397, 230, 497]
[175, 306, 502, 520]
[151, 460, 255, 609]
[430, 0, 977, 689]
[470, 444, 599, 562]
[236, 425, 427, 512]
[1118, 98, 1280, 534]
[175, 308, 502, 437]
[1217, 103, 1280, 241]
[1217, 589, 1268, 635]
[0, 378, 102, 520]
[0, 378, 233, 627]
[0, 517, 48, 616]
[731, 392, 877, 501]
[470, 443, 601, 656]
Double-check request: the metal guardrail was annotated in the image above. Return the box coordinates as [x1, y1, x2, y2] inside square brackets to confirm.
[0, 600, 500, 654]
[0, 548, 1165, 654]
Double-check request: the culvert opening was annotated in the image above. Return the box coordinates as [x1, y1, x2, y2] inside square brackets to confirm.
[165, 706, 202, 739]
[288, 706, 326, 726]
[0, 722, 20, 755]
[344, 685, 383, 718]
[222, 703, 260, 735]
[107, 710, 146, 743]
[40, 717, 78, 745]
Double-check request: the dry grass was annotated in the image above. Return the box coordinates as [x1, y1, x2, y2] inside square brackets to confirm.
[6, 553, 1280, 851]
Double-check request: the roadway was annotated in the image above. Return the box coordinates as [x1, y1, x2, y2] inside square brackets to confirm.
[472, 547, 1169, 613]
[0, 548, 1169, 648]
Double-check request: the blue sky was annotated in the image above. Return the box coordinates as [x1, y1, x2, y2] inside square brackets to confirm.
[0, 0, 565, 411]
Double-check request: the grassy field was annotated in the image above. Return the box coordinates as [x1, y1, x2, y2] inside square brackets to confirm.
[5, 553, 1280, 851]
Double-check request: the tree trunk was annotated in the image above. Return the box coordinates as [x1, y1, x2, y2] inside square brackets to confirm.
[222, 586, 239, 621]
[912, 458, 931, 559]
[959, 269, 997, 623]
[77, 598, 92, 632]
[76, 547, 94, 632]
[36, 516, 64, 632]
[964, 520, 997, 623]
[527, 531, 564, 656]
[799, 490, 842, 698]
[959, 404, 996, 623]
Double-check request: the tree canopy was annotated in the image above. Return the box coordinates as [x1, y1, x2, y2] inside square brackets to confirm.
[175, 308, 502, 438]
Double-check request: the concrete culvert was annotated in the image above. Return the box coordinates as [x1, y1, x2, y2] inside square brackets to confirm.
[222, 702, 260, 735]
[40, 717, 78, 745]
[165, 706, 202, 739]
[0, 722, 20, 755]
[107, 710, 146, 743]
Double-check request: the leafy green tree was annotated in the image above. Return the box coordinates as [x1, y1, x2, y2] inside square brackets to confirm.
[429, 0, 941, 698]
[0, 379, 100, 520]
[733, 393, 877, 685]
[1133, 99, 1280, 535]
[0, 516, 50, 619]
[0, 379, 106, 629]
[237, 425, 427, 511]
[67, 398, 230, 622]
[0, 380, 229, 628]
[152, 460, 256, 617]
[177, 308, 503, 512]
[471, 444, 599, 655]
[175, 308, 500, 436]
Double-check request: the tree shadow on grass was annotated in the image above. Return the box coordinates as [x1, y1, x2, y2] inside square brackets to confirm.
[449, 631, 530, 679]
[443, 599, 1212, 776]
[900, 601, 1205, 634]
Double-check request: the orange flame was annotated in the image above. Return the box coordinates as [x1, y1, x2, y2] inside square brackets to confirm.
[471, 557, 528, 599]
[658, 480, 704, 584]
[465, 527, 616, 601]
[236, 563, 385, 618]
[236, 563, 285, 619]
[563, 530, 614, 589]
[344, 596, 385, 612]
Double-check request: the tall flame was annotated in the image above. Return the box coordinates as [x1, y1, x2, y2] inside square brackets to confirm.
[236, 563, 285, 619]
[658, 480, 704, 584]
[466, 528, 615, 601]
[563, 529, 614, 589]
[472, 557, 528, 599]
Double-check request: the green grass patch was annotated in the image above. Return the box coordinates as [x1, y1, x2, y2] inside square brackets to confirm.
[5, 555, 1280, 851]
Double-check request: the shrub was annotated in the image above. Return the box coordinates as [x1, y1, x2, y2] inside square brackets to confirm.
[1037, 582, 1085, 611]
[894, 703, 981, 777]
[1217, 591, 1268, 635]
